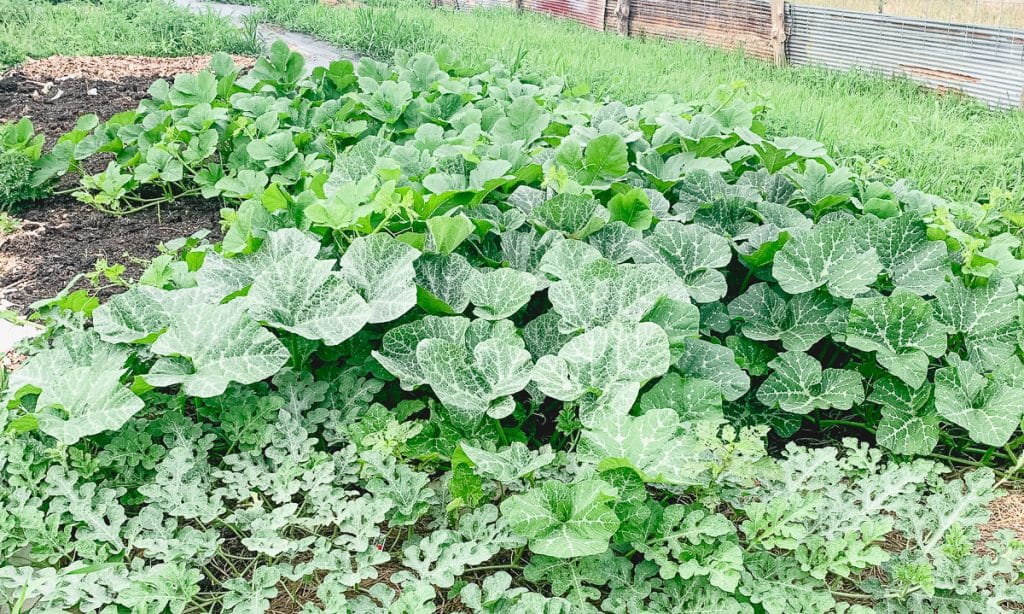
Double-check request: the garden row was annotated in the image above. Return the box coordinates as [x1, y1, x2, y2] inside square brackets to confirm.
[1, 42, 1022, 611]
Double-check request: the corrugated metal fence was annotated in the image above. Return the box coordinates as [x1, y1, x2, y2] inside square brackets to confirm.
[786, 5, 1024, 107]
[446, 0, 1024, 108]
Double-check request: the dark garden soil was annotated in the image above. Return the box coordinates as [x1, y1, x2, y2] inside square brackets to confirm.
[0, 58, 234, 310]
[0, 195, 222, 309]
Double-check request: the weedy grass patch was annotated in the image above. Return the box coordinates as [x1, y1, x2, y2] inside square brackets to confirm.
[2, 43, 1024, 611]
[0, 0, 260, 70]
[254, 0, 1024, 204]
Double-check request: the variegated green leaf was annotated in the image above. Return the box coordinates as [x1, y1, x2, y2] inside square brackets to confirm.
[773, 215, 881, 298]
[579, 407, 715, 487]
[465, 268, 538, 320]
[548, 258, 686, 332]
[417, 321, 533, 420]
[845, 290, 947, 389]
[372, 316, 472, 389]
[461, 442, 556, 484]
[532, 322, 670, 403]
[500, 479, 620, 558]
[631, 222, 732, 303]
[637, 371, 723, 422]
[9, 331, 142, 445]
[414, 252, 478, 314]
[854, 212, 949, 295]
[934, 356, 1024, 447]
[870, 376, 939, 455]
[728, 284, 834, 352]
[934, 278, 1020, 371]
[145, 301, 289, 397]
[675, 339, 750, 402]
[246, 252, 370, 345]
[756, 352, 863, 415]
[339, 233, 420, 323]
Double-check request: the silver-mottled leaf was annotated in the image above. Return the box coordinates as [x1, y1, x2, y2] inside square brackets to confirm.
[773, 215, 881, 298]
[631, 222, 732, 303]
[756, 352, 863, 414]
[340, 233, 420, 323]
[145, 300, 289, 397]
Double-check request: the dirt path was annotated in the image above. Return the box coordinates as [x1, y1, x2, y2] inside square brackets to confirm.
[173, 0, 361, 68]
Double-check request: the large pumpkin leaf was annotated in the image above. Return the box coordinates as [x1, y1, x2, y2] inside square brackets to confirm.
[578, 407, 717, 487]
[845, 290, 947, 389]
[674, 339, 750, 402]
[756, 352, 863, 415]
[195, 228, 323, 298]
[465, 268, 537, 320]
[246, 252, 370, 345]
[533, 193, 606, 238]
[728, 284, 834, 352]
[773, 215, 881, 299]
[934, 356, 1024, 447]
[870, 376, 939, 455]
[636, 371, 723, 422]
[532, 322, 670, 404]
[8, 331, 142, 445]
[500, 479, 620, 558]
[372, 316, 472, 389]
[417, 320, 534, 421]
[145, 301, 289, 397]
[93, 286, 192, 344]
[414, 252, 477, 314]
[630, 222, 732, 303]
[548, 257, 686, 333]
[460, 442, 556, 484]
[339, 233, 420, 323]
[854, 212, 949, 295]
[934, 278, 1020, 371]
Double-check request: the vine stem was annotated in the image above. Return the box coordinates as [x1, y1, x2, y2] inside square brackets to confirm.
[464, 564, 519, 573]
[925, 453, 986, 468]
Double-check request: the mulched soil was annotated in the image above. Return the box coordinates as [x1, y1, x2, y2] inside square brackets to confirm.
[0, 56, 238, 310]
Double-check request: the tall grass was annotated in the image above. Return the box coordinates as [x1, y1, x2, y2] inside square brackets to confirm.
[0, 0, 261, 68]
[260, 0, 1024, 202]
[796, 0, 1024, 29]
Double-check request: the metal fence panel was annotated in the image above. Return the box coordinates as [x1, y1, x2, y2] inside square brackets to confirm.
[786, 4, 1024, 108]
[460, 0, 514, 8]
[628, 0, 774, 60]
[522, 0, 607, 29]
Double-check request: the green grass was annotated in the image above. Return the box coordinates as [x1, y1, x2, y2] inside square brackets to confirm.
[260, 0, 1024, 202]
[0, 0, 260, 69]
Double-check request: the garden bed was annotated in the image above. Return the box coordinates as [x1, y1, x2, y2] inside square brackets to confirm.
[0, 56, 231, 309]
[2, 40, 1024, 613]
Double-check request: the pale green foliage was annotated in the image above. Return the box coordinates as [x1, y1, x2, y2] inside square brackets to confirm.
[773, 214, 882, 299]
[934, 356, 1024, 446]
[756, 351, 863, 414]
[845, 289, 948, 389]
[3, 45, 1023, 614]
[501, 479, 620, 558]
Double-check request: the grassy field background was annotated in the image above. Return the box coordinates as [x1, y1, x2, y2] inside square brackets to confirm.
[0, 0, 1021, 203]
[796, 0, 1024, 28]
[260, 0, 1024, 203]
[0, 0, 259, 68]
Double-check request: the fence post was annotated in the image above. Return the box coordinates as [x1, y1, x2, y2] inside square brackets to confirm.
[770, 0, 787, 66]
[513, 0, 524, 11]
[615, 0, 631, 36]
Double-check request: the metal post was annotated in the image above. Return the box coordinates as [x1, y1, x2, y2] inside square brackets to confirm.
[615, 0, 631, 36]
[770, 0, 787, 66]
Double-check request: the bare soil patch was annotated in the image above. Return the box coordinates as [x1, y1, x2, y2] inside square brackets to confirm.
[0, 57, 233, 310]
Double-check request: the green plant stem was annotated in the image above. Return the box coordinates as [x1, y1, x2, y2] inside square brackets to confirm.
[464, 563, 519, 573]
[818, 419, 871, 431]
[926, 453, 986, 468]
